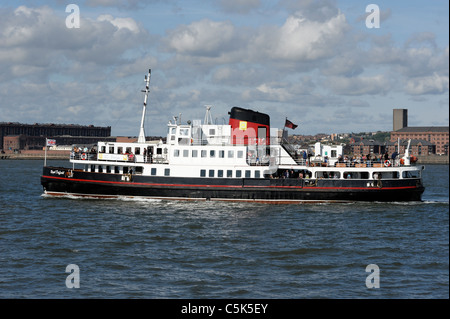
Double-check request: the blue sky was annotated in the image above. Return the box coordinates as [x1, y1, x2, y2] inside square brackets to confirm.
[0, 0, 448, 137]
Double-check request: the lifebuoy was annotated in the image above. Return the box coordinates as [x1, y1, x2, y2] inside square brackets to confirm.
[384, 160, 391, 167]
[400, 158, 405, 165]
[81, 153, 87, 160]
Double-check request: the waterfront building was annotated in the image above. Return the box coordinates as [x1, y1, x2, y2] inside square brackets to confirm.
[0, 122, 111, 151]
[391, 126, 449, 155]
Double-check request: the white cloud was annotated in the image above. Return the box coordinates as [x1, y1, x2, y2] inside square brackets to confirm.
[163, 10, 350, 69]
[405, 73, 449, 95]
[0, 5, 149, 82]
[269, 13, 349, 61]
[326, 75, 390, 96]
[165, 19, 237, 58]
[97, 15, 140, 33]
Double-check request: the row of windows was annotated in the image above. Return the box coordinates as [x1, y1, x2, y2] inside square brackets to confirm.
[148, 168, 261, 178]
[86, 165, 143, 174]
[100, 145, 165, 155]
[151, 168, 170, 176]
[173, 149, 244, 159]
[85, 165, 420, 179]
[200, 169, 261, 178]
[149, 168, 261, 178]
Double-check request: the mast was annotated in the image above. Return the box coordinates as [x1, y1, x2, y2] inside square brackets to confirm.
[138, 69, 151, 143]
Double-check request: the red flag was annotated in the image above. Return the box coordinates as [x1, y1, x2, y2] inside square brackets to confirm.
[284, 119, 298, 130]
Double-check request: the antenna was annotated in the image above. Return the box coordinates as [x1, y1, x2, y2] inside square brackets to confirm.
[138, 69, 151, 143]
[204, 105, 213, 125]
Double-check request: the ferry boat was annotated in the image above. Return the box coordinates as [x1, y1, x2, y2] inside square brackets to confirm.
[41, 69, 425, 203]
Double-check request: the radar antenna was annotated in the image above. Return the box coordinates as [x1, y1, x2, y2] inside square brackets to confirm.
[204, 105, 213, 125]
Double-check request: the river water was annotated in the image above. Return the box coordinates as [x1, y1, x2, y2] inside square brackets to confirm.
[0, 160, 448, 299]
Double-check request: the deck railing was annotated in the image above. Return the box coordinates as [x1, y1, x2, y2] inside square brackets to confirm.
[308, 159, 415, 168]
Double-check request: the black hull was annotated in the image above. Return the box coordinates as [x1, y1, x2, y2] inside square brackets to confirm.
[41, 167, 424, 203]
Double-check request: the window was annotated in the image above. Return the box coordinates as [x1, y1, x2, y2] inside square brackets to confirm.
[236, 170, 242, 178]
[135, 167, 143, 174]
[403, 170, 420, 178]
[227, 170, 233, 178]
[201, 150, 207, 158]
[135, 148, 141, 155]
[218, 170, 223, 177]
[255, 171, 260, 178]
[192, 150, 198, 157]
[228, 150, 234, 158]
[219, 150, 225, 158]
[237, 150, 244, 158]
[183, 150, 189, 157]
[126, 147, 132, 154]
[209, 170, 214, 177]
[109, 146, 114, 154]
[151, 168, 157, 175]
[200, 169, 206, 177]
[245, 170, 251, 178]
[117, 147, 123, 154]
[174, 149, 180, 157]
[210, 150, 215, 158]
[209, 129, 215, 135]
[115, 166, 120, 174]
[164, 168, 170, 176]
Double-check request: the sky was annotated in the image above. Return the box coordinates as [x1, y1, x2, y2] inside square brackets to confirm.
[0, 0, 448, 137]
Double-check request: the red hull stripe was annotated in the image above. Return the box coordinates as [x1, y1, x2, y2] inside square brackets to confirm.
[42, 175, 418, 191]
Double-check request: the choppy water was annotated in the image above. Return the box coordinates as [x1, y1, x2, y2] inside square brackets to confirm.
[0, 160, 448, 299]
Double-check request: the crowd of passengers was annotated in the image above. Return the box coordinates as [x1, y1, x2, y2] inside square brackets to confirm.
[297, 150, 403, 167]
[336, 151, 399, 165]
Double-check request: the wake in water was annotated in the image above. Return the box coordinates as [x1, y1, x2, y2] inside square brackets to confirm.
[41, 192, 162, 202]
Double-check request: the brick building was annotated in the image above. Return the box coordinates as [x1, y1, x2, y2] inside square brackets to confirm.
[2, 134, 116, 152]
[386, 139, 435, 156]
[390, 127, 449, 155]
[350, 139, 386, 157]
[0, 122, 111, 151]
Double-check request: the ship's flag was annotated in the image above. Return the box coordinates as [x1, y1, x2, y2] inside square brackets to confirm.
[46, 139, 56, 146]
[284, 119, 298, 130]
